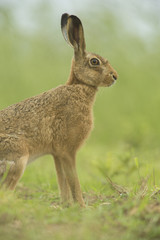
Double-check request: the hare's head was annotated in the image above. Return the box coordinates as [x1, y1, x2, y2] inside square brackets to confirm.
[61, 13, 118, 88]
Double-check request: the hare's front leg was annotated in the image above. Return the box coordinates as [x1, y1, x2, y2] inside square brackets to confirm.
[53, 156, 72, 205]
[61, 153, 85, 207]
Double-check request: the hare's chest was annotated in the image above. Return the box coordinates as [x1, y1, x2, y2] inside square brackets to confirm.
[67, 106, 94, 144]
[52, 101, 94, 150]
[70, 102, 93, 129]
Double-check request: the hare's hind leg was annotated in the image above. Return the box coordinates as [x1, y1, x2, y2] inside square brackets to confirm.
[0, 160, 6, 181]
[53, 156, 72, 205]
[0, 134, 29, 190]
[2, 155, 28, 190]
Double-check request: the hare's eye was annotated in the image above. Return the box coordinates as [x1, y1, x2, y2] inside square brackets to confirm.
[90, 58, 100, 66]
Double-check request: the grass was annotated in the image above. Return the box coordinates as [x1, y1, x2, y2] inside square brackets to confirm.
[1, 145, 160, 240]
[1, 5, 160, 240]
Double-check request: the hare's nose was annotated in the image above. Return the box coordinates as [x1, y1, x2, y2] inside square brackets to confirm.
[110, 72, 118, 80]
[113, 74, 117, 80]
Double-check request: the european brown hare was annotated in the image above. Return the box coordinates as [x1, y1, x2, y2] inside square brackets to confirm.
[0, 13, 118, 207]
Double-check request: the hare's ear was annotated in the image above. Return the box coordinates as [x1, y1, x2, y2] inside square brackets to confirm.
[61, 13, 86, 57]
[61, 13, 73, 47]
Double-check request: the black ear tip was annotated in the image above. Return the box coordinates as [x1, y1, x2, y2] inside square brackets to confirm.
[61, 13, 69, 28]
[61, 13, 69, 19]
[69, 15, 82, 26]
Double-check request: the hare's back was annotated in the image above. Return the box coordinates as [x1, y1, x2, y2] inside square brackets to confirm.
[0, 87, 61, 133]
[0, 84, 92, 138]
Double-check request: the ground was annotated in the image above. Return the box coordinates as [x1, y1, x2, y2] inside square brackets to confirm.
[1, 145, 160, 240]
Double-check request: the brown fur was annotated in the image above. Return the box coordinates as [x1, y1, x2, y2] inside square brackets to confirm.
[0, 14, 118, 207]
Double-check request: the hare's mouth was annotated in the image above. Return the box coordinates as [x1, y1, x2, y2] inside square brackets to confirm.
[107, 79, 116, 87]
[99, 75, 117, 87]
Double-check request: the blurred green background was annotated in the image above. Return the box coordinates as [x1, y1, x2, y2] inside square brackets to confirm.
[1, 2, 160, 239]
[0, 0, 160, 149]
